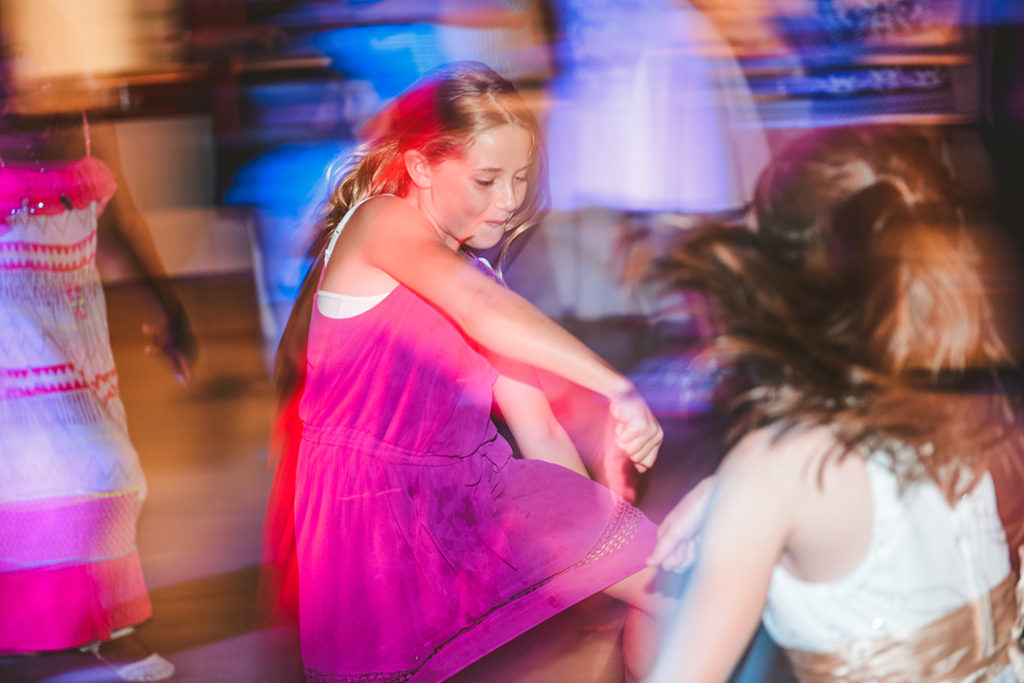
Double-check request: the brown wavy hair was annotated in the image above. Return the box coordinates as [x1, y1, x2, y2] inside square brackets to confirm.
[275, 61, 549, 399]
[662, 126, 1022, 498]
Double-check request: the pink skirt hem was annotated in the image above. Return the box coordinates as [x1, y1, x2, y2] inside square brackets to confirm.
[0, 553, 152, 654]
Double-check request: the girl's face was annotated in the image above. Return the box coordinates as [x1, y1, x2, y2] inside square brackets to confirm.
[423, 124, 533, 250]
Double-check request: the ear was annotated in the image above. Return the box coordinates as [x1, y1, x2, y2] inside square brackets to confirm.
[403, 149, 433, 190]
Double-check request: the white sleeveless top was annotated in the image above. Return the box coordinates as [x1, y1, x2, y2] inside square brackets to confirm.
[763, 454, 1011, 653]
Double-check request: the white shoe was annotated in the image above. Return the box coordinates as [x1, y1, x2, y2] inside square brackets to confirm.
[108, 653, 176, 682]
[79, 627, 176, 681]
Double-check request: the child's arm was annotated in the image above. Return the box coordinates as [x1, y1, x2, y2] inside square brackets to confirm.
[92, 121, 198, 383]
[645, 427, 806, 683]
[333, 196, 662, 471]
[646, 475, 715, 572]
[491, 360, 590, 479]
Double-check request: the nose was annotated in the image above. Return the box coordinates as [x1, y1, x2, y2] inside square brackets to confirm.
[496, 181, 519, 212]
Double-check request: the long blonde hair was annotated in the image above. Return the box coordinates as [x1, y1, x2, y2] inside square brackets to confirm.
[276, 61, 549, 398]
[310, 61, 548, 263]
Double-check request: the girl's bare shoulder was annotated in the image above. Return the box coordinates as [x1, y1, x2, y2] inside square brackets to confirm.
[348, 195, 423, 229]
[721, 423, 842, 487]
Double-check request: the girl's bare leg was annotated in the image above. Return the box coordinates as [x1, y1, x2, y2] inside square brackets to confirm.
[603, 566, 677, 682]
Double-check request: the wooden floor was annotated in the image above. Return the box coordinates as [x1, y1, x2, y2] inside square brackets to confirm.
[0, 272, 792, 683]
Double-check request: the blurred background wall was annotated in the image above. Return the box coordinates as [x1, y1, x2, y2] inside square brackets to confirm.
[2, 0, 1022, 290]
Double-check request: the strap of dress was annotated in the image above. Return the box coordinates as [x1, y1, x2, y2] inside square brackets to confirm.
[322, 194, 394, 268]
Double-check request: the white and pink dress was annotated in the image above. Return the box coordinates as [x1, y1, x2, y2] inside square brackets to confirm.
[0, 151, 152, 653]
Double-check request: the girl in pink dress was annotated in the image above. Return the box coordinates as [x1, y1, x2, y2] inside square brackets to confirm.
[267, 61, 671, 682]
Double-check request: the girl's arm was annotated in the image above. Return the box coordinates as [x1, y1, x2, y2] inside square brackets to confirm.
[91, 121, 198, 382]
[646, 475, 715, 572]
[492, 353, 645, 499]
[645, 428, 808, 683]
[492, 359, 590, 479]
[334, 196, 662, 470]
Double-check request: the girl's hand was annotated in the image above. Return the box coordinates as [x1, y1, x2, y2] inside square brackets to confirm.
[608, 386, 663, 473]
[647, 475, 715, 572]
[142, 305, 198, 385]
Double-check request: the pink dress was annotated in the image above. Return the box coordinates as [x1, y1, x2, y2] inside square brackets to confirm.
[294, 201, 657, 681]
[0, 154, 152, 652]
